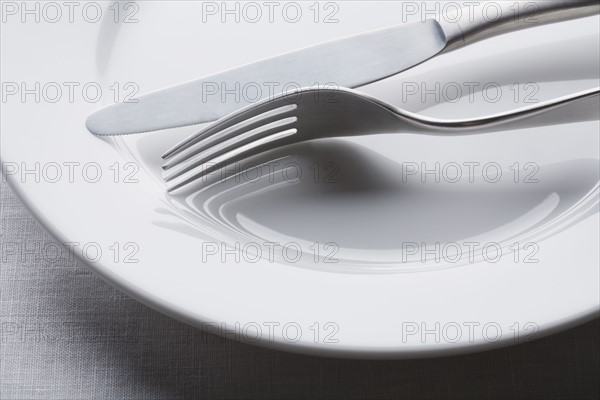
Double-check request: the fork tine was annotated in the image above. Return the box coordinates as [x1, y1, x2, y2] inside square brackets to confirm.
[162, 98, 297, 160]
[163, 104, 297, 170]
[164, 116, 298, 182]
[166, 128, 298, 193]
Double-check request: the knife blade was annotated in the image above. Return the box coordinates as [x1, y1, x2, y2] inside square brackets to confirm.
[86, 1, 599, 136]
[87, 20, 446, 136]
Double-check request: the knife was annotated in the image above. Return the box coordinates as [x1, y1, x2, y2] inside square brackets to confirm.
[87, 0, 599, 136]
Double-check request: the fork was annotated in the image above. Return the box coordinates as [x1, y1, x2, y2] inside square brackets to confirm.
[162, 86, 600, 193]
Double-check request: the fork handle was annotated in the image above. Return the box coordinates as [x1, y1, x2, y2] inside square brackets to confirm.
[405, 88, 600, 135]
[439, 0, 600, 52]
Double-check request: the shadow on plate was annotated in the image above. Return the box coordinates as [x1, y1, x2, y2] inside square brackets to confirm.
[151, 139, 599, 272]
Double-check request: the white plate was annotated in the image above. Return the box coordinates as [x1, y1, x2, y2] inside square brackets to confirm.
[2, 1, 599, 358]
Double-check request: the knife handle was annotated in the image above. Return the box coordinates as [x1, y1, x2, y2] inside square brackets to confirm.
[439, 0, 600, 52]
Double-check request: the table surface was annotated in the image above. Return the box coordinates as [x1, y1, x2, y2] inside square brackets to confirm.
[1, 180, 598, 400]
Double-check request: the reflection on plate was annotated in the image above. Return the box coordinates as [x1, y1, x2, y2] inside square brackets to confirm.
[114, 130, 599, 273]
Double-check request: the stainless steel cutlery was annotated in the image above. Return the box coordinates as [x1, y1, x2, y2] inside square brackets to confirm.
[162, 86, 600, 192]
[86, 1, 599, 136]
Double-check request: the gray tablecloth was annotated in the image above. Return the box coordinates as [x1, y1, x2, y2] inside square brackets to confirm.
[1, 181, 598, 400]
